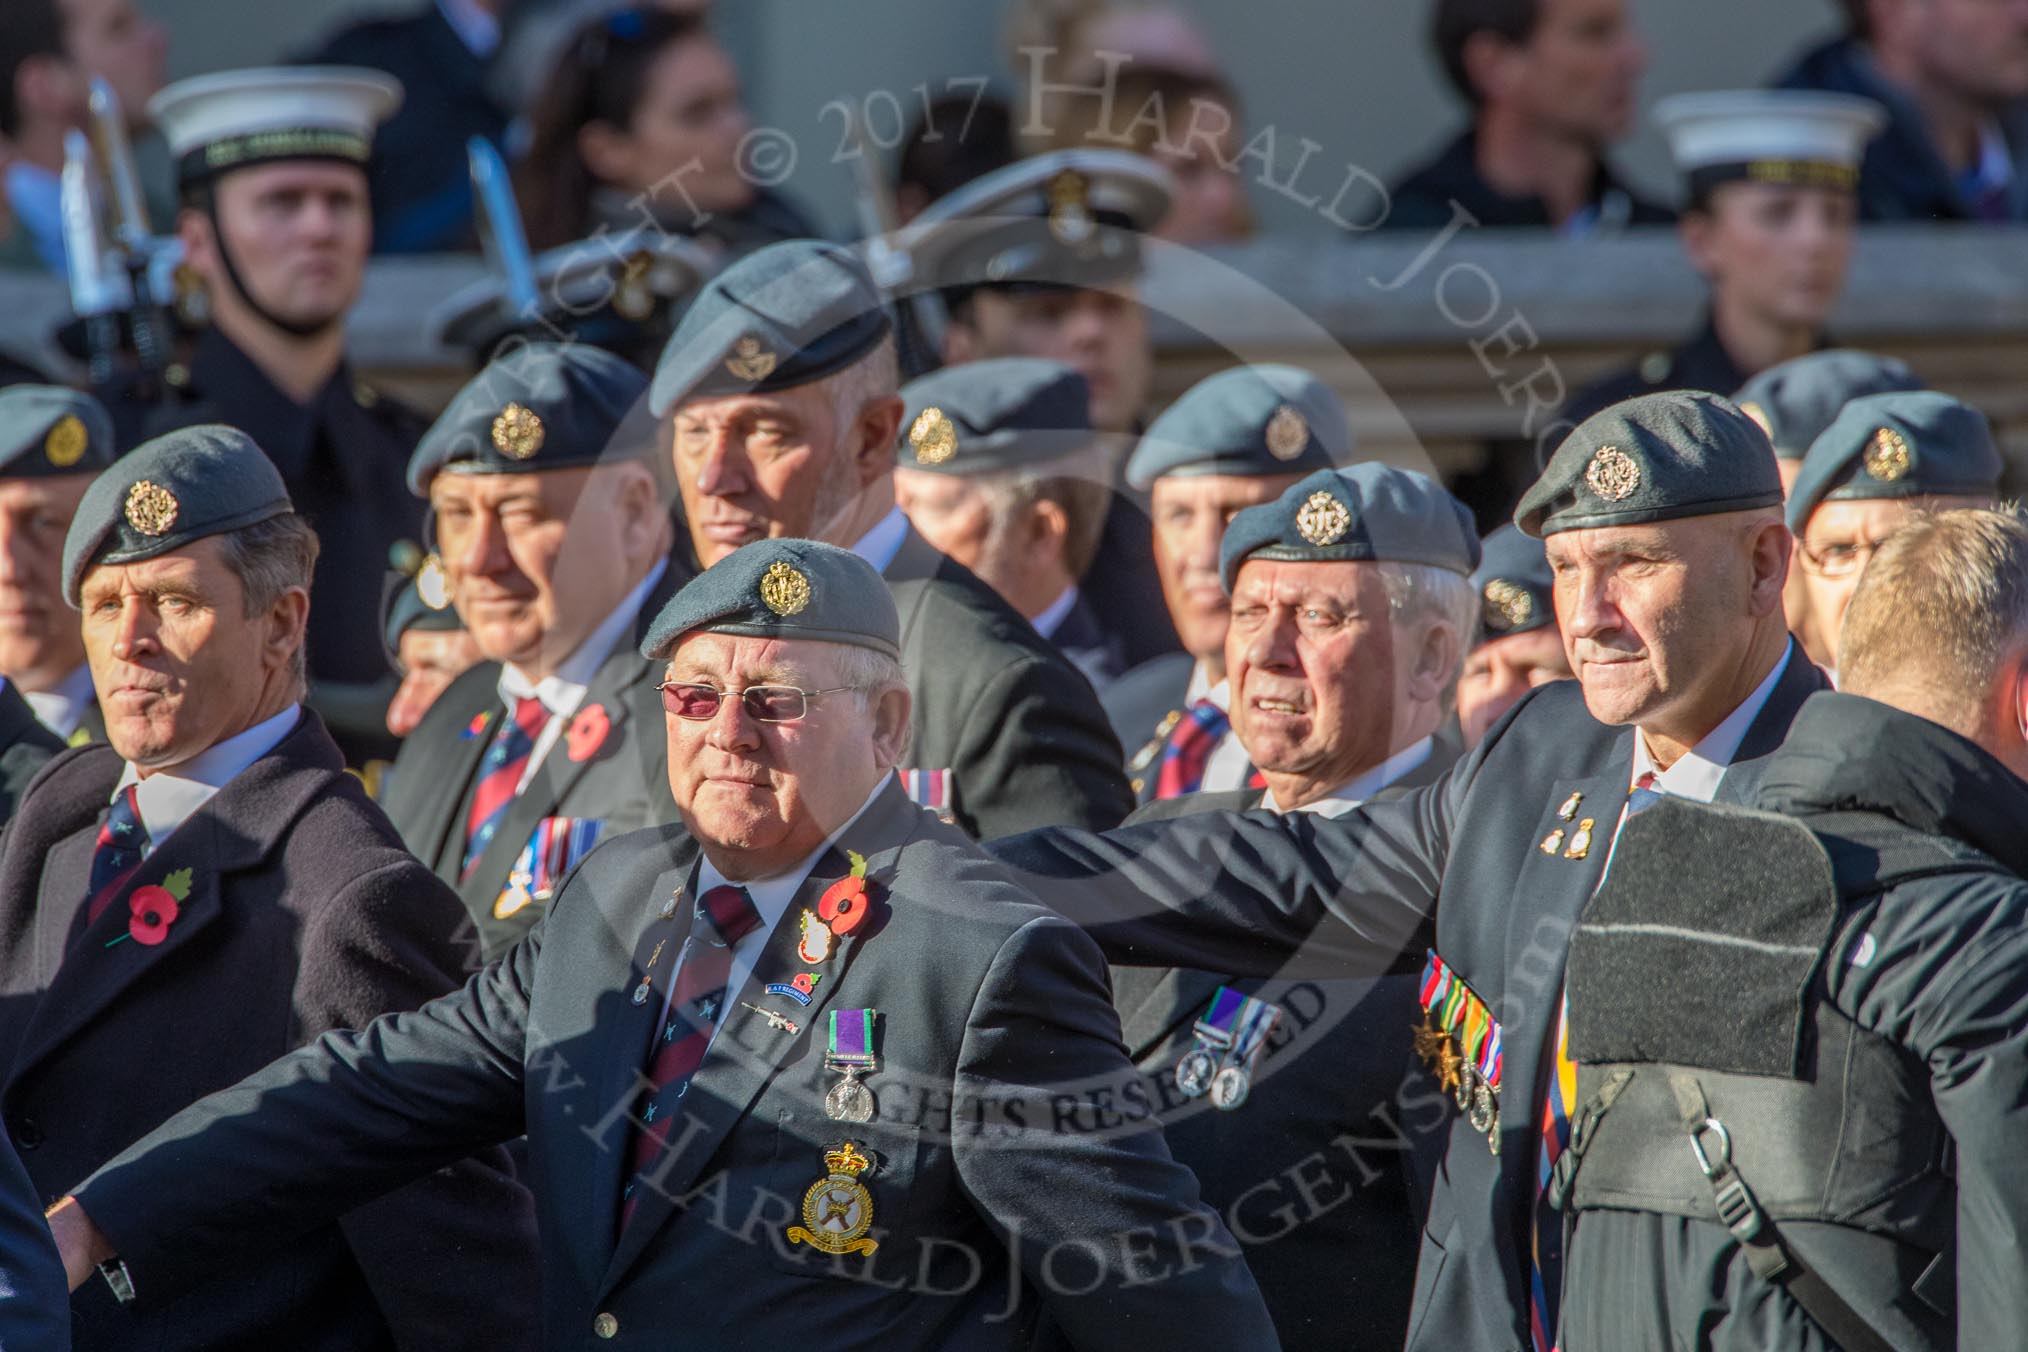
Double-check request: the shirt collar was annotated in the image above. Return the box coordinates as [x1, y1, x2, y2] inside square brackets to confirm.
[1261, 735, 1435, 817]
[23, 664, 95, 739]
[1030, 585, 1079, 640]
[1631, 643, 1792, 803]
[849, 506, 910, 575]
[499, 559, 665, 716]
[115, 705, 301, 844]
[1184, 661, 1221, 707]
[436, 0, 501, 57]
[693, 771, 893, 940]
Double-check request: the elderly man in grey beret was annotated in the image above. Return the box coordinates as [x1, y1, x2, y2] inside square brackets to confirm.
[15, 424, 537, 1352]
[994, 390, 1832, 1352]
[47, 536, 1277, 1352]
[0, 386, 119, 747]
[652, 238, 1132, 838]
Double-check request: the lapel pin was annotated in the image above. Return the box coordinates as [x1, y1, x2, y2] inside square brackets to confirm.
[1539, 828, 1565, 855]
[1557, 792, 1583, 821]
[1563, 818, 1596, 860]
[739, 1002, 801, 1036]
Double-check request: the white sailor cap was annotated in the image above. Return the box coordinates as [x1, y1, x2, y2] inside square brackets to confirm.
[149, 66, 402, 189]
[1654, 90, 1884, 200]
[888, 148, 1173, 298]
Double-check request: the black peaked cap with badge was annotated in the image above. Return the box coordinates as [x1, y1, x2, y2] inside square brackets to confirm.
[1127, 364, 1350, 490]
[1220, 463, 1481, 591]
[408, 341, 653, 494]
[1472, 524, 1555, 646]
[1732, 349, 1925, 461]
[899, 357, 1094, 475]
[1786, 389, 2002, 532]
[641, 538, 902, 662]
[0, 387, 116, 480]
[1517, 391, 1782, 538]
[649, 240, 892, 416]
[63, 424, 291, 607]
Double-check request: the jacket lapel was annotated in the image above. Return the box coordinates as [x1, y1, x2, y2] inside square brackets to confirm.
[1715, 641, 1828, 807]
[411, 671, 501, 875]
[457, 655, 640, 917]
[598, 780, 925, 1296]
[7, 716, 341, 1085]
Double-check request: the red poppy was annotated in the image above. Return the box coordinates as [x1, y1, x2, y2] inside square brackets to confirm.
[792, 972, 819, 996]
[567, 704, 610, 762]
[128, 886, 180, 946]
[463, 711, 490, 740]
[817, 875, 869, 935]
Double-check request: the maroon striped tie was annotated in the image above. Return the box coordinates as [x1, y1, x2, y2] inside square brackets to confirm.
[620, 883, 762, 1231]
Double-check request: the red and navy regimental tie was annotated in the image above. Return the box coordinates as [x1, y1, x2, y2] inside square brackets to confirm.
[1153, 698, 1231, 800]
[461, 696, 550, 880]
[620, 883, 763, 1232]
[1529, 770, 1662, 1352]
[83, 785, 147, 926]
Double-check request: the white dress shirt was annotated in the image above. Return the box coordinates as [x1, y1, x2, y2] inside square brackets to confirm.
[661, 772, 891, 1049]
[114, 705, 301, 856]
[1259, 735, 1435, 818]
[1629, 643, 1792, 804]
[495, 560, 665, 792]
[23, 665, 95, 740]
[848, 506, 910, 575]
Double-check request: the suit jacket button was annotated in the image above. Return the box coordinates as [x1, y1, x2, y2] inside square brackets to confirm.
[12, 1117, 41, 1149]
[593, 1312, 619, 1339]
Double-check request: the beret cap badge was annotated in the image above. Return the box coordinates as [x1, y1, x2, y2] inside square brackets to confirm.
[123, 480, 180, 536]
[45, 414, 88, 468]
[1483, 579, 1535, 632]
[1584, 446, 1641, 502]
[491, 403, 545, 460]
[725, 335, 779, 382]
[1295, 490, 1351, 547]
[759, 560, 812, 617]
[1265, 404, 1310, 461]
[909, 407, 958, 465]
[1865, 427, 1911, 482]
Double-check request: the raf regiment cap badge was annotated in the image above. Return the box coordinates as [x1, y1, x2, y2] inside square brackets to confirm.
[759, 560, 812, 616]
[1047, 169, 1095, 247]
[613, 251, 656, 322]
[785, 1140, 881, 1257]
[1264, 404, 1310, 461]
[491, 403, 544, 460]
[909, 407, 958, 465]
[123, 480, 179, 536]
[725, 335, 779, 383]
[1295, 490, 1351, 546]
[1584, 445, 1641, 502]
[45, 414, 87, 468]
[1482, 579, 1534, 633]
[416, 554, 451, 610]
[1865, 426, 1911, 482]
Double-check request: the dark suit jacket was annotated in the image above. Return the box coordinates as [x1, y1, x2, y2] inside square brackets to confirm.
[886, 526, 1133, 837]
[0, 1128, 66, 1351]
[381, 565, 682, 963]
[0, 710, 538, 1352]
[1102, 651, 1193, 801]
[1109, 740, 1457, 1352]
[0, 681, 61, 827]
[72, 778, 1277, 1350]
[994, 643, 1828, 1351]
[1048, 590, 1127, 694]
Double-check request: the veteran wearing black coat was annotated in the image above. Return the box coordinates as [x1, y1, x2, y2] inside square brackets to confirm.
[4, 427, 537, 1351]
[0, 1125, 67, 1351]
[0, 680, 62, 825]
[52, 539, 1274, 1352]
[994, 393, 1832, 1352]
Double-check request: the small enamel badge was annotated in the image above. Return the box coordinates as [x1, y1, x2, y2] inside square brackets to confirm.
[1539, 828, 1565, 855]
[1557, 792, 1583, 821]
[1563, 817, 1596, 860]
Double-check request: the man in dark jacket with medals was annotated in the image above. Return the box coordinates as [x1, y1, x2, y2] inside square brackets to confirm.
[993, 391, 1831, 1352]
[1554, 506, 2028, 1351]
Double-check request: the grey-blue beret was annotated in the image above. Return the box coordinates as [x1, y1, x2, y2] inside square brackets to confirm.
[408, 341, 652, 494]
[898, 358, 1093, 474]
[1127, 364, 1349, 491]
[1786, 390, 2001, 532]
[0, 386, 115, 478]
[1471, 524, 1554, 646]
[1219, 464, 1480, 593]
[640, 537, 901, 661]
[1732, 349, 1923, 460]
